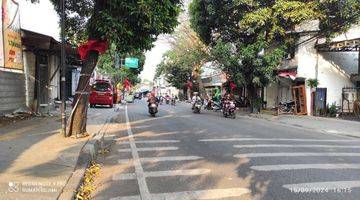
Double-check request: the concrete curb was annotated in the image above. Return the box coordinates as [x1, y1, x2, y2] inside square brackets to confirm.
[57, 113, 114, 200]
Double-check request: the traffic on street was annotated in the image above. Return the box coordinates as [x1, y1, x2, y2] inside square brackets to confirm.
[0, 1, 359, 200]
[92, 99, 360, 200]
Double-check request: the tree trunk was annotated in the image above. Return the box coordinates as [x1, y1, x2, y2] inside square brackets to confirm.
[196, 74, 207, 99]
[67, 51, 99, 137]
[247, 84, 259, 113]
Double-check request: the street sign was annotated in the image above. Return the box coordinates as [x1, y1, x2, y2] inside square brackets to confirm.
[124, 57, 139, 69]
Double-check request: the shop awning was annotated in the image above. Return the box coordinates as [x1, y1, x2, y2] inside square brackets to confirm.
[278, 71, 297, 80]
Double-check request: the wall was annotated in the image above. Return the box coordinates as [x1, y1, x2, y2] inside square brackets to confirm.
[23, 52, 36, 109]
[265, 79, 293, 109]
[264, 83, 278, 109]
[0, 70, 26, 115]
[317, 52, 356, 106]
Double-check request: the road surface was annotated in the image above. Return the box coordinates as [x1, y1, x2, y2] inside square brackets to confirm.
[92, 100, 360, 200]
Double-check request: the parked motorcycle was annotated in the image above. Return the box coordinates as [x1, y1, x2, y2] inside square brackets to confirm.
[278, 101, 295, 114]
[148, 103, 158, 117]
[193, 100, 202, 114]
[223, 100, 236, 119]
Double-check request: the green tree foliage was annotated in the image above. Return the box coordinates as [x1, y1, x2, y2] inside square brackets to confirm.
[97, 44, 143, 86]
[155, 23, 209, 91]
[30, 0, 182, 136]
[190, 0, 360, 111]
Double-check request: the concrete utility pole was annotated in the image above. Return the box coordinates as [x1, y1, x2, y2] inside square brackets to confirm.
[60, 0, 67, 137]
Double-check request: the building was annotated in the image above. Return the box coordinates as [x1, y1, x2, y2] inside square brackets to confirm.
[153, 75, 179, 97]
[201, 62, 227, 98]
[0, 29, 81, 116]
[22, 29, 81, 114]
[264, 21, 359, 116]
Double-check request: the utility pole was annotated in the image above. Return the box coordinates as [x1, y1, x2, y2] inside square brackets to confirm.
[60, 0, 67, 137]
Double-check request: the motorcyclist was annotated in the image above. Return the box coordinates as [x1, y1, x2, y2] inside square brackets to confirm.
[191, 92, 202, 110]
[148, 93, 159, 107]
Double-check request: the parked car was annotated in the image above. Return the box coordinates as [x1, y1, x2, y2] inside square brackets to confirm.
[125, 92, 135, 103]
[89, 80, 114, 108]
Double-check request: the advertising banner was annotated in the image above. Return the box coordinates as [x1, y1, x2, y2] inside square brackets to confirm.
[2, 0, 23, 70]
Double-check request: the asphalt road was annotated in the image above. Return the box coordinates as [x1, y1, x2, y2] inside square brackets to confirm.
[93, 99, 360, 200]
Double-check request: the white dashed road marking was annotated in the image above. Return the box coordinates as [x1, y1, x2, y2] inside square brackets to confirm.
[283, 181, 360, 191]
[119, 140, 180, 144]
[118, 156, 203, 164]
[110, 188, 251, 200]
[234, 152, 360, 158]
[234, 144, 360, 148]
[251, 163, 360, 171]
[200, 138, 358, 142]
[124, 105, 151, 199]
[117, 146, 179, 152]
[112, 169, 211, 181]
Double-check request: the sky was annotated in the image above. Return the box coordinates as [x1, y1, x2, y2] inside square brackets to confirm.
[139, 36, 171, 81]
[19, 0, 60, 40]
[18, 0, 174, 82]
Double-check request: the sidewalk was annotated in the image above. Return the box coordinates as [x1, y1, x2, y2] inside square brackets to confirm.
[0, 107, 117, 200]
[247, 113, 360, 138]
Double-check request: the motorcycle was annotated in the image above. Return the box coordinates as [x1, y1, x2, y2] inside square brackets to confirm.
[278, 101, 295, 114]
[171, 98, 176, 106]
[204, 99, 213, 110]
[193, 100, 202, 114]
[223, 100, 236, 119]
[148, 103, 158, 117]
[212, 101, 222, 112]
[165, 96, 170, 104]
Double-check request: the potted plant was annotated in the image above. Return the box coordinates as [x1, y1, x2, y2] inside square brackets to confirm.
[307, 78, 319, 92]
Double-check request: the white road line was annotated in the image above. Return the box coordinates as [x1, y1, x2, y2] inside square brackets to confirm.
[141, 156, 203, 162]
[117, 147, 179, 152]
[283, 181, 360, 191]
[112, 173, 137, 180]
[112, 169, 211, 180]
[119, 140, 180, 144]
[234, 144, 360, 148]
[111, 188, 250, 200]
[124, 104, 151, 199]
[117, 156, 203, 164]
[251, 163, 360, 171]
[200, 138, 358, 142]
[235, 152, 360, 158]
[117, 159, 133, 164]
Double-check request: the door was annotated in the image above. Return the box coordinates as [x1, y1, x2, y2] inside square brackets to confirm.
[314, 88, 327, 116]
[292, 85, 307, 115]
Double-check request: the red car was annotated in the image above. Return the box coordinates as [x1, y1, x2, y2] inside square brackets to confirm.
[89, 80, 115, 108]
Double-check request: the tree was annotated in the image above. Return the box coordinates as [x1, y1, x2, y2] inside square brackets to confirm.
[31, 0, 181, 136]
[190, 0, 360, 112]
[97, 43, 144, 86]
[155, 22, 209, 97]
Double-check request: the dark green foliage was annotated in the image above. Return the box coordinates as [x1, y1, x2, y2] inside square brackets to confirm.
[189, 0, 360, 109]
[36, 0, 181, 53]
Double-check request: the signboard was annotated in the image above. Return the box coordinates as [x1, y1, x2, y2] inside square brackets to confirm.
[124, 57, 139, 69]
[2, 0, 23, 70]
